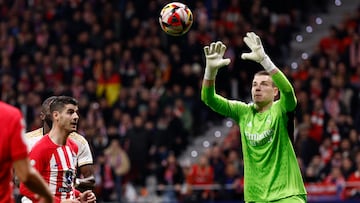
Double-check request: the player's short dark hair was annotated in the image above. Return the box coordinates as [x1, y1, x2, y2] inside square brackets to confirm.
[50, 96, 78, 113]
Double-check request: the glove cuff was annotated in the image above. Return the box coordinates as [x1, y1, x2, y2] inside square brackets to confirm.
[204, 66, 218, 80]
[260, 55, 277, 73]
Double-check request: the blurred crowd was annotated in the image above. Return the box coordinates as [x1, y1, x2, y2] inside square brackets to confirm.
[4, 0, 360, 202]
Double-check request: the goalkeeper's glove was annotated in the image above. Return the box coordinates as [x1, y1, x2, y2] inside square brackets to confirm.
[203, 41, 231, 80]
[241, 32, 277, 73]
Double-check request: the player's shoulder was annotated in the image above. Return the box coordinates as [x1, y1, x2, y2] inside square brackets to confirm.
[0, 101, 20, 113]
[69, 131, 89, 145]
[67, 138, 79, 151]
[0, 101, 21, 119]
[272, 100, 286, 112]
[30, 135, 53, 155]
[25, 128, 43, 139]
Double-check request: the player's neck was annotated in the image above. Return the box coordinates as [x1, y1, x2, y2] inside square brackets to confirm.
[43, 123, 51, 135]
[48, 127, 70, 146]
[255, 101, 272, 112]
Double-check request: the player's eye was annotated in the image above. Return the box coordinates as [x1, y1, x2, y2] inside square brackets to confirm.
[261, 82, 270, 86]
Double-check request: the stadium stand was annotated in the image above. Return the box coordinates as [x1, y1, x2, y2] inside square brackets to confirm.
[1, 0, 360, 202]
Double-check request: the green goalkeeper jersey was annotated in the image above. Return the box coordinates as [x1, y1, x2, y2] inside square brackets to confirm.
[201, 71, 306, 202]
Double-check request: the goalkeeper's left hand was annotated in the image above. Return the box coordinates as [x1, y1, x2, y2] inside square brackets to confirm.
[241, 32, 277, 73]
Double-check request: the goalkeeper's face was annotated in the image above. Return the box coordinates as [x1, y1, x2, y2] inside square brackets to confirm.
[251, 75, 278, 107]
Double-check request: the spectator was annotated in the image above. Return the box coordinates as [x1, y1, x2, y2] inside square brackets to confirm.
[185, 155, 215, 202]
[305, 155, 326, 183]
[220, 162, 243, 200]
[126, 116, 151, 186]
[96, 58, 121, 107]
[322, 166, 346, 191]
[156, 152, 184, 202]
[341, 156, 355, 180]
[309, 98, 326, 144]
[104, 139, 130, 202]
[95, 153, 115, 202]
[208, 144, 226, 185]
[319, 25, 342, 56]
[344, 151, 360, 199]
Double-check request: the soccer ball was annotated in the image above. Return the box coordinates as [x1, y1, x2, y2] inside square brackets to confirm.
[159, 2, 193, 36]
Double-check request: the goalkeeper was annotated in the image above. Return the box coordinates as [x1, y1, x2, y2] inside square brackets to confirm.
[201, 32, 307, 202]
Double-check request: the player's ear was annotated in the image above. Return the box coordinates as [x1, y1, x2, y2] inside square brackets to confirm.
[273, 87, 279, 98]
[52, 111, 59, 121]
[39, 112, 45, 120]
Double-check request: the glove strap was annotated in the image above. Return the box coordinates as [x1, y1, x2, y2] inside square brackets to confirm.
[204, 67, 218, 80]
[260, 55, 277, 73]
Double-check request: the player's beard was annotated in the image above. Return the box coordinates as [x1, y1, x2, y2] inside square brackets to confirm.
[69, 120, 78, 133]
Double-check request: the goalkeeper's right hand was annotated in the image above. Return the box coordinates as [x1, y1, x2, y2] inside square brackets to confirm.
[203, 41, 231, 80]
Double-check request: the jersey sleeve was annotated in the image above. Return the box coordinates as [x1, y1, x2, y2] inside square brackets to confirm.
[28, 139, 48, 174]
[10, 110, 28, 161]
[77, 140, 94, 167]
[24, 128, 43, 152]
[272, 71, 297, 112]
[201, 84, 250, 122]
[70, 133, 94, 167]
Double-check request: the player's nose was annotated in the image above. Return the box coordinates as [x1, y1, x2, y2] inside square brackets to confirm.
[73, 112, 79, 120]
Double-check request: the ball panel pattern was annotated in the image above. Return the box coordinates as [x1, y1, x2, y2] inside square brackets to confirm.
[159, 2, 193, 36]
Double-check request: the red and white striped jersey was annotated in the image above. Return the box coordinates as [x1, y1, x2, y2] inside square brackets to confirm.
[25, 128, 93, 167]
[20, 134, 79, 202]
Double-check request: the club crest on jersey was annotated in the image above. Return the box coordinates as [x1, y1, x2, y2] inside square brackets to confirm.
[64, 169, 75, 186]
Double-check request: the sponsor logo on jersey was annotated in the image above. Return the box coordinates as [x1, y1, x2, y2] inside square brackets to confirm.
[245, 129, 274, 146]
[58, 187, 72, 193]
